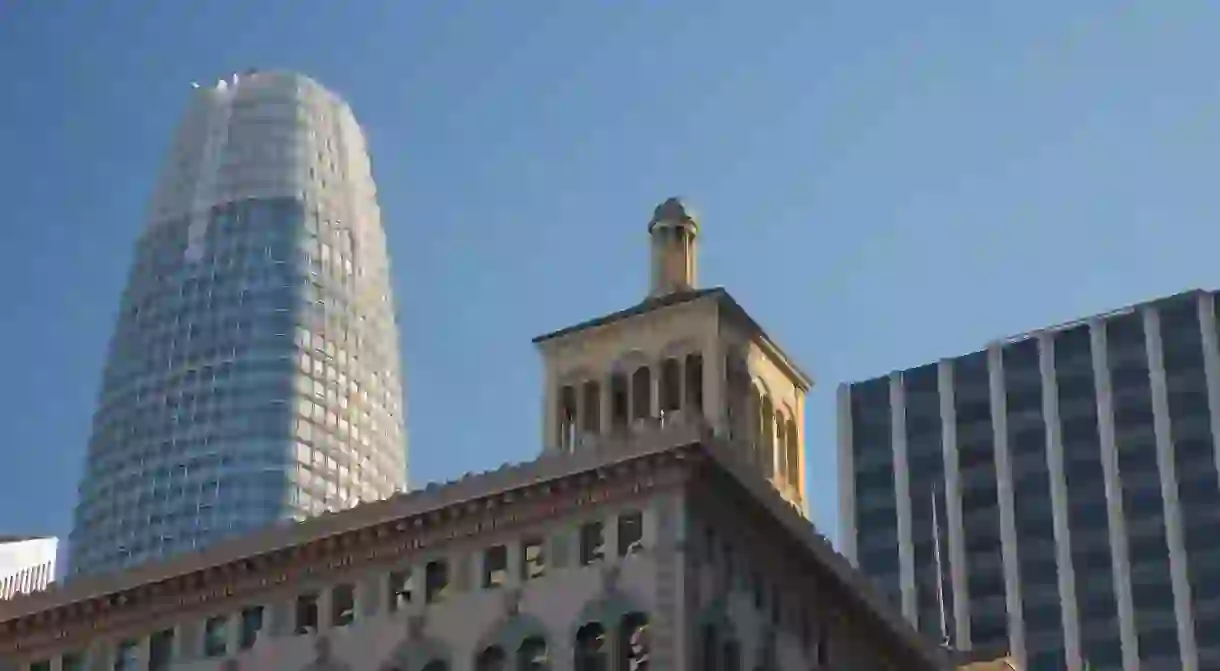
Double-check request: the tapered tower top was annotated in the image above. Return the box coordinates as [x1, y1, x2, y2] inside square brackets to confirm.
[648, 197, 699, 297]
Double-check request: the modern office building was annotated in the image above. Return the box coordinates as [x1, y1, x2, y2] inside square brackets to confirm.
[0, 201, 946, 671]
[838, 289, 1220, 671]
[67, 71, 406, 578]
[0, 537, 57, 600]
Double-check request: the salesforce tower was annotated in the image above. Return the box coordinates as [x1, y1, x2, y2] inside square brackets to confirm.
[67, 71, 407, 577]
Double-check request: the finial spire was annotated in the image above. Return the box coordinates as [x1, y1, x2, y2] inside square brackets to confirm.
[647, 197, 698, 297]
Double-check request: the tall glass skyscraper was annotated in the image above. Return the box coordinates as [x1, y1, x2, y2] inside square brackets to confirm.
[839, 289, 1220, 671]
[68, 71, 407, 577]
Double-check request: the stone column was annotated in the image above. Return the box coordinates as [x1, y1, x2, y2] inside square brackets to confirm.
[575, 380, 587, 444]
[676, 355, 688, 424]
[650, 361, 662, 420]
[542, 372, 558, 453]
[507, 540, 523, 586]
[600, 373, 614, 438]
[268, 597, 291, 638]
[550, 528, 571, 570]
[606, 626, 623, 671]
[226, 614, 240, 658]
[318, 587, 334, 631]
[174, 619, 199, 661]
[360, 570, 383, 619]
[704, 344, 724, 435]
[605, 515, 620, 560]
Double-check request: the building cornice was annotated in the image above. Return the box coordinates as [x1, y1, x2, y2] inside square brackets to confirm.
[1, 421, 938, 667]
[531, 287, 813, 390]
[0, 425, 706, 656]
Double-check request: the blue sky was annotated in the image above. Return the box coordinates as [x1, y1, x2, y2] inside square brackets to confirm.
[2, 1, 1220, 547]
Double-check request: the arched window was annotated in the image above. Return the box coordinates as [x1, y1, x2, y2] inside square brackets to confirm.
[816, 621, 831, 666]
[760, 396, 775, 478]
[582, 380, 601, 435]
[518, 636, 549, 670]
[785, 417, 799, 493]
[574, 622, 608, 671]
[700, 624, 719, 671]
[775, 417, 787, 482]
[421, 662, 449, 671]
[558, 385, 578, 451]
[724, 354, 740, 440]
[684, 353, 704, 414]
[754, 631, 778, 671]
[619, 612, 650, 670]
[631, 367, 652, 421]
[722, 640, 741, 671]
[610, 374, 629, 432]
[659, 358, 682, 419]
[475, 646, 507, 671]
[747, 392, 760, 463]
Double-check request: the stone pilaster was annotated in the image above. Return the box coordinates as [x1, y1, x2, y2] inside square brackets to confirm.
[360, 570, 382, 618]
[649, 491, 684, 670]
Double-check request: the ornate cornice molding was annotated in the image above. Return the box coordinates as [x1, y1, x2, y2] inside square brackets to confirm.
[0, 437, 702, 657]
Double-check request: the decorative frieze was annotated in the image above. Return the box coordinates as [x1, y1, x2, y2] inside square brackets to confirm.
[0, 447, 697, 658]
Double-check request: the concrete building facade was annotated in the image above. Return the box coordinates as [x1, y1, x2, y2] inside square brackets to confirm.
[0, 200, 945, 670]
[68, 71, 406, 577]
[0, 538, 57, 601]
[839, 289, 1220, 671]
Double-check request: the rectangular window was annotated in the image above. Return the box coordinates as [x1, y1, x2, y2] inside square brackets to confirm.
[61, 653, 82, 671]
[799, 609, 811, 649]
[617, 511, 644, 556]
[425, 560, 449, 604]
[484, 545, 508, 588]
[29, 661, 50, 671]
[580, 521, 605, 565]
[521, 538, 546, 580]
[331, 583, 355, 627]
[149, 628, 174, 671]
[817, 622, 831, 665]
[389, 569, 413, 611]
[114, 639, 138, 671]
[723, 542, 735, 590]
[239, 606, 264, 650]
[204, 616, 228, 657]
[295, 593, 319, 635]
[771, 584, 782, 624]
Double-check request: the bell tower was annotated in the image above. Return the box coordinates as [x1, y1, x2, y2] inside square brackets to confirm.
[648, 197, 698, 297]
[532, 198, 813, 516]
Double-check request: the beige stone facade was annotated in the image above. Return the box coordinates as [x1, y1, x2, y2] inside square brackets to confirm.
[0, 199, 948, 670]
[536, 200, 811, 517]
[0, 424, 945, 670]
[957, 655, 1020, 671]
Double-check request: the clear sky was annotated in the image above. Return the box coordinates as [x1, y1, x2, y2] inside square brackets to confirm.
[2, 2, 1220, 548]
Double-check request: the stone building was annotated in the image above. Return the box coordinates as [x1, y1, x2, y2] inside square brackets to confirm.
[956, 652, 1020, 671]
[0, 200, 948, 670]
[0, 538, 57, 601]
